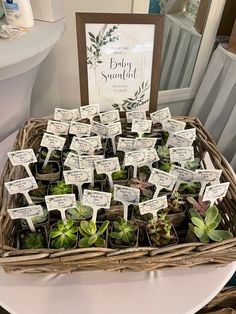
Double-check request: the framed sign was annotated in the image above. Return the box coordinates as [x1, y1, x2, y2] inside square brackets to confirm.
[76, 13, 164, 112]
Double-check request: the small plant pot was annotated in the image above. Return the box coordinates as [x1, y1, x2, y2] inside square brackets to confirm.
[20, 204, 49, 229]
[104, 205, 124, 221]
[112, 167, 131, 186]
[36, 162, 60, 182]
[47, 181, 74, 196]
[167, 211, 187, 227]
[49, 223, 78, 249]
[28, 180, 49, 203]
[109, 221, 139, 249]
[78, 221, 109, 248]
[185, 229, 199, 243]
[17, 226, 48, 249]
[38, 147, 62, 163]
[146, 225, 178, 248]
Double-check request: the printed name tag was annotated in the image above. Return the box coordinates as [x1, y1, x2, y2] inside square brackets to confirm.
[125, 150, 147, 166]
[139, 195, 168, 216]
[126, 110, 146, 123]
[131, 119, 152, 135]
[144, 149, 160, 165]
[167, 133, 193, 148]
[95, 157, 120, 174]
[170, 165, 195, 182]
[174, 128, 196, 141]
[80, 104, 100, 120]
[70, 136, 102, 154]
[45, 194, 77, 211]
[149, 169, 177, 190]
[8, 205, 43, 220]
[91, 121, 109, 137]
[83, 190, 112, 209]
[5, 177, 38, 195]
[64, 152, 80, 170]
[79, 155, 104, 169]
[134, 138, 157, 150]
[202, 182, 230, 203]
[40, 133, 66, 151]
[169, 147, 194, 164]
[108, 122, 122, 138]
[162, 119, 186, 133]
[114, 185, 140, 204]
[54, 108, 81, 122]
[117, 137, 135, 152]
[100, 109, 120, 124]
[46, 120, 70, 136]
[69, 121, 92, 138]
[150, 107, 171, 124]
[64, 169, 92, 185]
[195, 170, 222, 183]
[8, 149, 37, 166]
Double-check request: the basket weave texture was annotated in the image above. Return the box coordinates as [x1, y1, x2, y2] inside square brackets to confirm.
[0, 116, 236, 274]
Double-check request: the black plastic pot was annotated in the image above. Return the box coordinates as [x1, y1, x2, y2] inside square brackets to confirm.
[109, 221, 139, 249]
[17, 226, 48, 249]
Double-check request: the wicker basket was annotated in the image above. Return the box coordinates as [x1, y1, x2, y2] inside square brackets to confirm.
[0, 116, 236, 274]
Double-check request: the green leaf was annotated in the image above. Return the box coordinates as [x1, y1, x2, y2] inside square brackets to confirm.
[97, 221, 109, 236]
[79, 237, 90, 248]
[80, 221, 91, 234]
[207, 230, 222, 242]
[95, 237, 105, 247]
[78, 226, 89, 237]
[66, 219, 74, 230]
[209, 230, 233, 241]
[192, 217, 205, 229]
[57, 220, 65, 231]
[67, 226, 79, 233]
[88, 32, 95, 39]
[205, 206, 218, 226]
[88, 234, 98, 245]
[200, 233, 210, 243]
[50, 230, 62, 238]
[193, 226, 205, 239]
[65, 232, 77, 242]
[207, 222, 218, 230]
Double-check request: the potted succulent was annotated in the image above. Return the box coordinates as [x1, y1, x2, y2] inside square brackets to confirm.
[187, 196, 211, 217]
[164, 192, 186, 226]
[112, 168, 130, 185]
[18, 226, 48, 249]
[36, 161, 60, 182]
[29, 180, 49, 203]
[146, 214, 178, 247]
[158, 160, 172, 172]
[129, 172, 153, 198]
[48, 180, 73, 195]
[67, 201, 93, 222]
[21, 206, 49, 228]
[184, 158, 201, 171]
[110, 217, 139, 248]
[49, 219, 79, 249]
[38, 147, 61, 162]
[178, 182, 201, 196]
[157, 146, 170, 161]
[78, 220, 109, 248]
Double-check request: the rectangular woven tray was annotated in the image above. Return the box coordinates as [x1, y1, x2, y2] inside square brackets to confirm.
[0, 116, 236, 273]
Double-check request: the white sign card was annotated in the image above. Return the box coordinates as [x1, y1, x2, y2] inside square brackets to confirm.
[45, 194, 77, 223]
[107, 121, 122, 154]
[202, 182, 230, 206]
[69, 121, 92, 138]
[148, 169, 177, 198]
[8, 205, 43, 232]
[131, 119, 152, 138]
[150, 107, 171, 124]
[70, 136, 102, 155]
[54, 108, 81, 122]
[125, 150, 148, 178]
[91, 120, 109, 138]
[83, 190, 112, 222]
[134, 138, 157, 150]
[139, 195, 168, 221]
[5, 177, 38, 205]
[64, 152, 80, 170]
[114, 185, 140, 221]
[162, 119, 186, 133]
[100, 109, 120, 124]
[46, 120, 70, 136]
[142, 148, 160, 171]
[94, 157, 120, 188]
[174, 128, 196, 142]
[117, 137, 135, 152]
[170, 165, 196, 193]
[40, 133, 66, 168]
[169, 146, 194, 167]
[166, 133, 193, 148]
[80, 104, 100, 123]
[8, 149, 37, 177]
[126, 110, 147, 123]
[79, 155, 104, 186]
[195, 169, 222, 195]
[64, 169, 92, 200]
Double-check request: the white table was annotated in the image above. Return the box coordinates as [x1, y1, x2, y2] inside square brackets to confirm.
[0, 131, 236, 314]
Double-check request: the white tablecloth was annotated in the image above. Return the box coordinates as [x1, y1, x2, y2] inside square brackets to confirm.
[190, 45, 236, 171]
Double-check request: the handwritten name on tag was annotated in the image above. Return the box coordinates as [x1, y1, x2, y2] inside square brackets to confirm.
[144, 149, 160, 165]
[114, 185, 140, 204]
[170, 165, 195, 182]
[139, 196, 168, 218]
[202, 182, 230, 204]
[64, 169, 92, 185]
[91, 121, 109, 137]
[134, 138, 157, 150]
[45, 194, 77, 211]
[79, 155, 104, 169]
[5, 177, 38, 195]
[167, 133, 193, 148]
[150, 107, 171, 124]
[95, 157, 120, 174]
[54, 108, 81, 122]
[80, 104, 100, 120]
[174, 128, 196, 141]
[46, 120, 70, 136]
[162, 119, 186, 133]
[8, 149, 37, 166]
[131, 119, 152, 135]
[40, 133, 66, 151]
[100, 109, 120, 124]
[195, 170, 222, 183]
[69, 121, 92, 138]
[149, 169, 177, 190]
[8, 205, 43, 220]
[169, 147, 194, 164]
[126, 110, 146, 123]
[83, 190, 112, 209]
[125, 150, 147, 166]
[70, 136, 102, 154]
[64, 152, 80, 170]
[108, 122, 122, 137]
[117, 138, 135, 152]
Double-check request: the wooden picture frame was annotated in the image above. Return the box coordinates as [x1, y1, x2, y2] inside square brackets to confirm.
[76, 13, 164, 112]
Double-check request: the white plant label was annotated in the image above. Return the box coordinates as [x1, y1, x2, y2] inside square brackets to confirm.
[79, 155, 104, 187]
[8, 149, 37, 177]
[54, 108, 81, 122]
[126, 110, 146, 123]
[139, 195, 168, 221]
[114, 185, 140, 221]
[69, 121, 92, 138]
[143, 149, 160, 170]
[162, 119, 186, 133]
[125, 150, 147, 177]
[5, 177, 38, 205]
[8, 205, 43, 232]
[45, 194, 77, 223]
[148, 169, 177, 198]
[95, 157, 120, 188]
[202, 182, 230, 205]
[170, 165, 196, 193]
[91, 120, 109, 138]
[134, 138, 157, 150]
[117, 138, 135, 152]
[80, 104, 100, 121]
[108, 121, 122, 154]
[150, 107, 171, 124]
[64, 152, 80, 170]
[46, 120, 70, 136]
[64, 168, 92, 200]
[174, 128, 196, 141]
[70, 136, 102, 155]
[100, 109, 120, 124]
[83, 190, 112, 222]
[131, 119, 152, 138]
[169, 146, 194, 167]
[195, 169, 222, 195]
[166, 133, 193, 148]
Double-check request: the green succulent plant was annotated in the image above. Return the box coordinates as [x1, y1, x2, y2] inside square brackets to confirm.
[41, 148, 61, 161]
[112, 169, 128, 181]
[21, 231, 45, 249]
[49, 180, 73, 195]
[167, 192, 185, 214]
[157, 146, 170, 160]
[21, 207, 48, 228]
[110, 218, 137, 246]
[189, 206, 233, 243]
[50, 219, 79, 249]
[184, 158, 200, 171]
[78, 220, 109, 248]
[38, 162, 59, 174]
[129, 172, 153, 198]
[178, 182, 200, 194]
[67, 201, 93, 220]
[158, 160, 172, 172]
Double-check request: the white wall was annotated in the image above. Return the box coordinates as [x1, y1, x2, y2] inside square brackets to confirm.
[31, 0, 133, 117]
